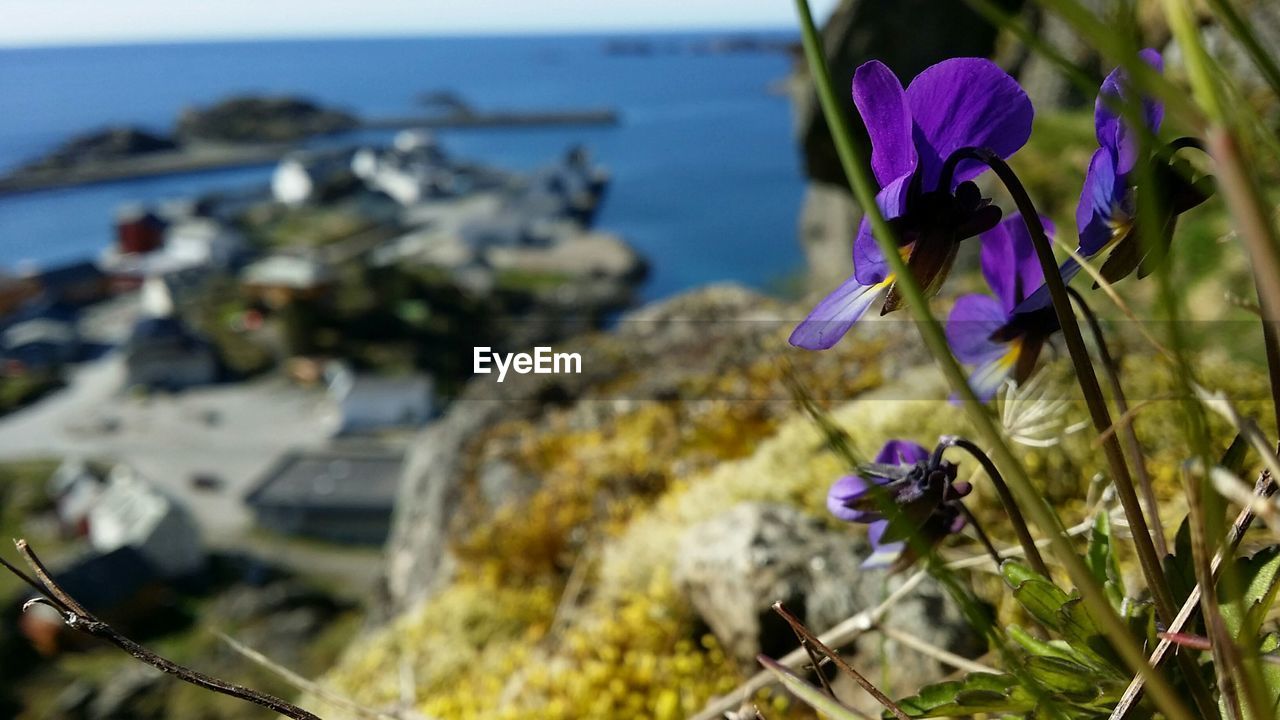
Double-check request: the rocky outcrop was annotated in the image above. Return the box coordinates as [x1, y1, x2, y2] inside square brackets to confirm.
[19, 127, 177, 173]
[176, 96, 357, 144]
[788, 0, 1021, 292]
[382, 284, 795, 614]
[792, 0, 1020, 190]
[675, 503, 983, 704]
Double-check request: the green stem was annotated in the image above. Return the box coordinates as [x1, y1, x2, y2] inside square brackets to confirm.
[943, 147, 1177, 624]
[1066, 286, 1168, 558]
[940, 436, 1048, 576]
[790, 3, 1194, 719]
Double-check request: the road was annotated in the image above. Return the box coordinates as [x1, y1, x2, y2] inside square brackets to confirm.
[0, 355, 334, 546]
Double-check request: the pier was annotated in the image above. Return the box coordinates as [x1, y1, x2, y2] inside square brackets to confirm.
[0, 108, 620, 197]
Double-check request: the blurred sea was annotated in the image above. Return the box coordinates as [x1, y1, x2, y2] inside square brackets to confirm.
[0, 33, 807, 299]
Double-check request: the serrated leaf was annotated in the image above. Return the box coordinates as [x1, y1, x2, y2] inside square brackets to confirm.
[1024, 656, 1100, 698]
[1058, 597, 1126, 675]
[895, 673, 1035, 718]
[1008, 625, 1087, 664]
[758, 655, 867, 720]
[1003, 561, 1071, 632]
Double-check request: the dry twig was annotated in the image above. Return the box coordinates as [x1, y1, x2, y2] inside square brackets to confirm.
[3, 539, 323, 720]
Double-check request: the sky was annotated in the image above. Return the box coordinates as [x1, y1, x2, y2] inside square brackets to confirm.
[0, 0, 842, 47]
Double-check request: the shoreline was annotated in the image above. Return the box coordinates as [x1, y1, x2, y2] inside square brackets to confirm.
[0, 108, 620, 197]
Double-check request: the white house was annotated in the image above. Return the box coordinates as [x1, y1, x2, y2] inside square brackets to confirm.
[324, 362, 434, 435]
[350, 130, 454, 207]
[88, 466, 204, 577]
[272, 150, 352, 207]
[164, 218, 245, 270]
[48, 458, 104, 536]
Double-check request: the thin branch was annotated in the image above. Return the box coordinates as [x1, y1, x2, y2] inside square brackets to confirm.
[876, 624, 999, 675]
[216, 632, 411, 720]
[4, 540, 323, 720]
[692, 520, 1099, 720]
[771, 602, 911, 720]
[690, 570, 927, 720]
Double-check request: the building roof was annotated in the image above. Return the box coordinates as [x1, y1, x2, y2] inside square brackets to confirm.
[245, 447, 404, 512]
[54, 547, 159, 613]
[126, 316, 204, 347]
[28, 260, 105, 290]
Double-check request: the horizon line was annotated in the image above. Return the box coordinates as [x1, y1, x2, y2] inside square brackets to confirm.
[0, 23, 801, 51]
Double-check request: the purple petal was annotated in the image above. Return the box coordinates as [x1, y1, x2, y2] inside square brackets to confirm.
[874, 439, 930, 466]
[980, 213, 1052, 313]
[852, 173, 913, 285]
[1095, 49, 1165, 176]
[967, 341, 1021, 402]
[946, 294, 1007, 364]
[789, 274, 890, 350]
[853, 60, 918, 188]
[1011, 257, 1082, 317]
[862, 519, 906, 569]
[905, 58, 1034, 191]
[1076, 148, 1126, 256]
[827, 474, 882, 523]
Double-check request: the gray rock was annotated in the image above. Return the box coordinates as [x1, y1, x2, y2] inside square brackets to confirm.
[20, 127, 177, 173]
[674, 503, 984, 703]
[176, 95, 357, 144]
[791, 0, 1018, 189]
[1015, 2, 1106, 111]
[798, 182, 859, 292]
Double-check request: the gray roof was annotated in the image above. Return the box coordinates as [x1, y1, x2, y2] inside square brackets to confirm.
[245, 448, 404, 511]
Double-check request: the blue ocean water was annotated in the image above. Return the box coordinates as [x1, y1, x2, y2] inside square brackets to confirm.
[0, 34, 807, 299]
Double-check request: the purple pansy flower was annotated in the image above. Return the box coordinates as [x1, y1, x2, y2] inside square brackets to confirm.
[827, 439, 972, 569]
[1011, 49, 1208, 317]
[946, 213, 1059, 401]
[791, 57, 1034, 350]
[1076, 48, 1165, 275]
[1075, 49, 1210, 283]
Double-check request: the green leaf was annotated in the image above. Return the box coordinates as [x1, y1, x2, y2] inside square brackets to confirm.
[1008, 625, 1092, 665]
[1003, 560, 1072, 632]
[1085, 512, 1124, 611]
[758, 655, 867, 720]
[1163, 514, 1198, 606]
[895, 673, 1036, 718]
[1024, 656, 1100, 698]
[1219, 546, 1280, 639]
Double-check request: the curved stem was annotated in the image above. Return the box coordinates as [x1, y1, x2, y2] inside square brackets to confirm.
[1067, 286, 1168, 557]
[943, 145, 1217, 720]
[940, 437, 1047, 576]
[957, 504, 1003, 569]
[1165, 136, 1206, 154]
[943, 146, 1175, 618]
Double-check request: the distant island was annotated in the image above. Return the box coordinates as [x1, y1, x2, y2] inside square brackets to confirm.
[0, 93, 620, 196]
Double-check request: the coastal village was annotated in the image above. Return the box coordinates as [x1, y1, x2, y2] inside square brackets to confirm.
[0, 93, 646, 709]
